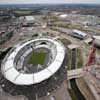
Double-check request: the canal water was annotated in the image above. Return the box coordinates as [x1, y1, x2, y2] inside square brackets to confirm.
[70, 79, 86, 100]
[69, 49, 86, 100]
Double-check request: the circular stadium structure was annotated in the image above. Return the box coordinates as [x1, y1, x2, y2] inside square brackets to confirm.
[1, 37, 65, 85]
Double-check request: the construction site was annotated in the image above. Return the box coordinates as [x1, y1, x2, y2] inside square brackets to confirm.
[0, 4, 100, 100]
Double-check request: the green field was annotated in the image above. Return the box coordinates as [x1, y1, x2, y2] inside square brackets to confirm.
[28, 51, 47, 65]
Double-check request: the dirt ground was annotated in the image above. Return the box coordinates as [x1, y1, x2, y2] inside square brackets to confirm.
[39, 80, 71, 100]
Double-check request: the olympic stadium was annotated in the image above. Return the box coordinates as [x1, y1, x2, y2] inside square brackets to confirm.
[0, 37, 67, 100]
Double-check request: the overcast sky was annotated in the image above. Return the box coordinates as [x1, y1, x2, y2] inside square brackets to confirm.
[0, 0, 100, 4]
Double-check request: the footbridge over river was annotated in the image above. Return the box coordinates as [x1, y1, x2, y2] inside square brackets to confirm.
[67, 68, 84, 80]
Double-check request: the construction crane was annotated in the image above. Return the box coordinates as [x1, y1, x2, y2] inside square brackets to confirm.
[85, 39, 100, 81]
[86, 39, 96, 67]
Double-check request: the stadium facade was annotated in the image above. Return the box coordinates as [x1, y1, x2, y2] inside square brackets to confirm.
[1, 37, 65, 85]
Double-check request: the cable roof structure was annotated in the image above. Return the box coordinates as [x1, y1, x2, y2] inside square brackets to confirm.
[1, 37, 65, 85]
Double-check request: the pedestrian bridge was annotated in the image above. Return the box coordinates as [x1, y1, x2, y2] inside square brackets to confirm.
[67, 68, 84, 80]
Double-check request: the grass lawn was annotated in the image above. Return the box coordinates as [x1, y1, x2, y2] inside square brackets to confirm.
[67, 48, 83, 70]
[77, 49, 83, 68]
[28, 51, 47, 65]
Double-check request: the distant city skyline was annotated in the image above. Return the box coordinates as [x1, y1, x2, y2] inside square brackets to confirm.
[0, 0, 100, 4]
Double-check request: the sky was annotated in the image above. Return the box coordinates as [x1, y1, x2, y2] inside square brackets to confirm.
[0, 0, 100, 4]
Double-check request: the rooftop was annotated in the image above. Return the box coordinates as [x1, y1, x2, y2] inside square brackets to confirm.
[67, 44, 79, 50]
[25, 16, 35, 21]
[93, 36, 100, 40]
[73, 29, 87, 37]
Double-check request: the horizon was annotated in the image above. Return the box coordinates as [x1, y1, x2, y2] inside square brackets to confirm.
[0, 3, 100, 5]
[0, 0, 100, 5]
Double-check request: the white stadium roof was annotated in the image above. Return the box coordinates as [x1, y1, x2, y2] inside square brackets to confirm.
[1, 37, 65, 85]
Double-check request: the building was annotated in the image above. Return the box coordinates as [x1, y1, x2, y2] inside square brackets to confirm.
[1, 37, 65, 85]
[93, 36, 100, 48]
[19, 16, 35, 27]
[25, 16, 35, 24]
[0, 37, 68, 100]
[71, 29, 87, 40]
[59, 14, 67, 18]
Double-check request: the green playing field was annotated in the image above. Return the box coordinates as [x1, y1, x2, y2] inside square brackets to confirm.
[28, 51, 47, 65]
